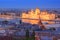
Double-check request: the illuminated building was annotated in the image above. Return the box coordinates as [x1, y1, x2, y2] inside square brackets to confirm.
[0, 15, 14, 20]
[21, 8, 56, 24]
[21, 8, 40, 24]
[40, 11, 55, 20]
[21, 12, 29, 23]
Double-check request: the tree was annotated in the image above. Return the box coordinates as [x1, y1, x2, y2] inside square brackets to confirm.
[26, 29, 29, 40]
[19, 20, 22, 24]
[31, 30, 35, 40]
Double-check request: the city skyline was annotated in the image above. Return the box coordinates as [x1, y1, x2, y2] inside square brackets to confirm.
[0, 0, 60, 9]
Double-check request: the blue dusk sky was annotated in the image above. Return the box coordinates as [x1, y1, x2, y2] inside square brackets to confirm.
[0, 0, 60, 9]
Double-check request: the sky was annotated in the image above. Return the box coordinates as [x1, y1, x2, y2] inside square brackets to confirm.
[0, 0, 60, 9]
